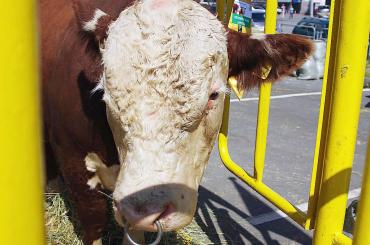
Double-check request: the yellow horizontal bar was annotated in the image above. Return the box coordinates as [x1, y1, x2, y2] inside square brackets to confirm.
[0, 0, 45, 244]
[219, 95, 307, 226]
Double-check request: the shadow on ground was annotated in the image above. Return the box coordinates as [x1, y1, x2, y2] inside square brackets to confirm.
[195, 177, 312, 244]
[365, 95, 370, 108]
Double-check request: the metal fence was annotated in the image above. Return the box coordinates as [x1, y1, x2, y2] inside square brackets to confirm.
[277, 22, 328, 40]
[1, 0, 369, 244]
[1, 1, 45, 244]
[218, 0, 370, 244]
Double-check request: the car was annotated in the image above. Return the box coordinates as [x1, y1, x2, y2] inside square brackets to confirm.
[315, 5, 330, 18]
[252, 2, 265, 10]
[251, 6, 285, 33]
[252, 3, 283, 15]
[292, 17, 329, 39]
[251, 8, 266, 33]
[199, 0, 217, 14]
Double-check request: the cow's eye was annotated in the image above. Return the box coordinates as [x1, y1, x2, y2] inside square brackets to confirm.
[209, 92, 219, 100]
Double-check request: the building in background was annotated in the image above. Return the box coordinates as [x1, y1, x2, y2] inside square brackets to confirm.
[252, 0, 331, 14]
[252, 0, 302, 13]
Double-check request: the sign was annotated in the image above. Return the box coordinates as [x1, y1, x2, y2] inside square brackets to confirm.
[228, 0, 252, 33]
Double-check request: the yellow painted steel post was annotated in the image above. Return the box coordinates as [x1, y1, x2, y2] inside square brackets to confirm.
[218, 0, 307, 226]
[216, 0, 226, 22]
[312, 0, 370, 243]
[306, 0, 337, 230]
[353, 139, 370, 245]
[253, 0, 276, 182]
[0, 1, 45, 245]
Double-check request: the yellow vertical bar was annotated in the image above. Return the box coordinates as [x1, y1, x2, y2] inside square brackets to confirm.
[226, 0, 237, 24]
[225, 0, 235, 27]
[312, 0, 370, 244]
[253, 0, 276, 181]
[0, 1, 45, 245]
[353, 139, 370, 245]
[216, 0, 235, 25]
[305, 0, 337, 230]
[216, 0, 226, 22]
[264, 0, 277, 34]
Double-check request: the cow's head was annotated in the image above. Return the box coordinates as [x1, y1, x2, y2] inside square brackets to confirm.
[74, 0, 313, 232]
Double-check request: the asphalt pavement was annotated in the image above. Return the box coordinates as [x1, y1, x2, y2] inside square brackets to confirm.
[195, 76, 370, 244]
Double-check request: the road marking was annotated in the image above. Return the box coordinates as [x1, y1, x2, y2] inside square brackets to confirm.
[231, 88, 370, 103]
[246, 188, 362, 226]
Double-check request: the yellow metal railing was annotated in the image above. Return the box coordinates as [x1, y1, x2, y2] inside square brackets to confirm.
[353, 138, 370, 245]
[218, 0, 307, 227]
[0, 0, 368, 244]
[218, 0, 370, 244]
[311, 0, 369, 243]
[0, 0, 45, 244]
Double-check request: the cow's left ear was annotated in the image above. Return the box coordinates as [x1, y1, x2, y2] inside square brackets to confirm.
[73, 0, 113, 43]
[227, 30, 314, 90]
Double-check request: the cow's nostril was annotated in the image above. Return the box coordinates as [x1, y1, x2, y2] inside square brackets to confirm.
[157, 203, 175, 221]
[115, 198, 175, 231]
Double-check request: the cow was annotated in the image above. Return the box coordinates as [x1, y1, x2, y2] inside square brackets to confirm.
[40, 0, 313, 244]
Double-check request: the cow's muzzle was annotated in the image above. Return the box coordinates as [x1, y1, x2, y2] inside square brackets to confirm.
[113, 184, 197, 232]
[115, 198, 175, 232]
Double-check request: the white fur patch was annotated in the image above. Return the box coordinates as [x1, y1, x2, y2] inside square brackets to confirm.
[85, 152, 103, 172]
[85, 152, 119, 191]
[250, 33, 266, 40]
[87, 175, 101, 190]
[85, 153, 105, 189]
[90, 77, 104, 95]
[144, 0, 178, 11]
[102, 0, 228, 231]
[92, 238, 102, 245]
[83, 9, 107, 32]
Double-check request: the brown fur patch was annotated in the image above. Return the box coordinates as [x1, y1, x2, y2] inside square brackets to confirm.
[41, 0, 133, 243]
[227, 30, 314, 90]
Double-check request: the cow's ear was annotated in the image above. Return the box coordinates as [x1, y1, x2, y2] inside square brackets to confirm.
[227, 30, 314, 90]
[73, 0, 113, 43]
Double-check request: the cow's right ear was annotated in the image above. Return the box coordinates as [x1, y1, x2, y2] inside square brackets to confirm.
[73, 0, 113, 43]
[227, 29, 314, 91]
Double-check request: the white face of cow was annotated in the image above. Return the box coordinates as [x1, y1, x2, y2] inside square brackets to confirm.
[101, 0, 228, 231]
[76, 0, 313, 233]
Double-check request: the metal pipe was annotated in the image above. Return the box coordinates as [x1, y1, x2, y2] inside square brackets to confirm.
[253, 0, 276, 181]
[312, 0, 370, 243]
[218, 0, 307, 225]
[0, 0, 45, 244]
[333, 233, 352, 245]
[219, 95, 307, 225]
[353, 138, 370, 245]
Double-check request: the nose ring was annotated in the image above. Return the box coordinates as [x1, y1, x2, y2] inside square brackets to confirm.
[124, 220, 163, 245]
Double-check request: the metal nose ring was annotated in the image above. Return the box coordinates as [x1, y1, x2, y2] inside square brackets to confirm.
[124, 220, 163, 245]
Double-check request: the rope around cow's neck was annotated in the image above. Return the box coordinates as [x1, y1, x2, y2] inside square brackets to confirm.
[125, 221, 163, 245]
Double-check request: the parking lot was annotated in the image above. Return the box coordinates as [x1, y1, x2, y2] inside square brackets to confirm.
[191, 76, 370, 244]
